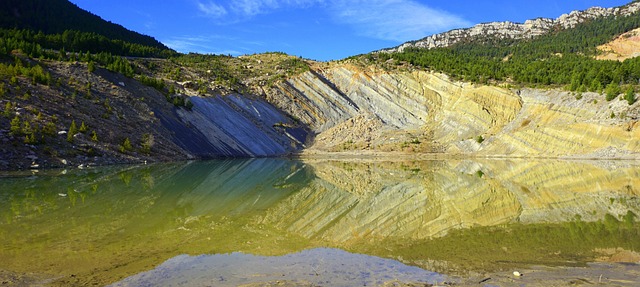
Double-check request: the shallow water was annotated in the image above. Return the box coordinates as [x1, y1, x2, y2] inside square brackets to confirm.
[1, 158, 639, 286]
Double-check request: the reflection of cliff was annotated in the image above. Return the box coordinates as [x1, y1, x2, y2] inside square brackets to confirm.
[2, 159, 640, 285]
[264, 159, 640, 242]
[474, 160, 640, 223]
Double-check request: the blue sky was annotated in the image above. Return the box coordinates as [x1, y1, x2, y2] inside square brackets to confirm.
[69, 0, 632, 61]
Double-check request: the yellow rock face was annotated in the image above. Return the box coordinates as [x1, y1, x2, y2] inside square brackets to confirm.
[267, 64, 640, 158]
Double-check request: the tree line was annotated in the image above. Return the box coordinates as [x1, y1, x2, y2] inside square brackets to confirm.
[0, 29, 176, 59]
[369, 11, 640, 102]
[0, 0, 168, 50]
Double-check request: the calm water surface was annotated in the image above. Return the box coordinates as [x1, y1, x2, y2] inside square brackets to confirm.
[1, 158, 639, 286]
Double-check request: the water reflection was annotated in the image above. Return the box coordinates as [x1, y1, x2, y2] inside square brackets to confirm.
[271, 159, 640, 241]
[0, 158, 639, 285]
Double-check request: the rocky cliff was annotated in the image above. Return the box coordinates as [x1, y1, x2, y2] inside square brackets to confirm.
[263, 63, 640, 158]
[2, 56, 638, 171]
[382, 2, 640, 52]
[0, 59, 306, 170]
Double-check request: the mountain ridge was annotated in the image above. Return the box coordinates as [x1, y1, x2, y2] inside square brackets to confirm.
[382, 1, 640, 53]
[0, 0, 169, 50]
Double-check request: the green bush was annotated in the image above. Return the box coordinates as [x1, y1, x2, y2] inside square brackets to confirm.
[605, 82, 621, 101]
[119, 137, 132, 153]
[625, 87, 636, 105]
[9, 116, 21, 136]
[79, 121, 88, 133]
[67, 120, 77, 142]
[140, 133, 154, 154]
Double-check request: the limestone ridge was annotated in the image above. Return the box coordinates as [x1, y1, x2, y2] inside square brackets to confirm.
[383, 2, 640, 53]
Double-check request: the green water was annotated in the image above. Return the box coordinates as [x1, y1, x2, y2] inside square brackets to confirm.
[1, 158, 639, 286]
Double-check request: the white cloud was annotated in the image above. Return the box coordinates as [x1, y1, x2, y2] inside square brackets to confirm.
[163, 35, 242, 55]
[197, 1, 228, 17]
[329, 0, 471, 42]
[231, 0, 276, 16]
[194, 0, 470, 42]
[197, 0, 323, 19]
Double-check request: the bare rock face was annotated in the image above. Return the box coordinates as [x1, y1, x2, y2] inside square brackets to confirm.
[597, 27, 640, 61]
[263, 64, 640, 158]
[383, 2, 640, 52]
[166, 94, 306, 158]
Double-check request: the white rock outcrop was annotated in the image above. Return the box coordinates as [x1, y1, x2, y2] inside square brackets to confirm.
[383, 2, 640, 52]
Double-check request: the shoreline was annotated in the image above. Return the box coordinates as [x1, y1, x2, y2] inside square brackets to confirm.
[2, 261, 638, 286]
[2, 149, 640, 174]
[293, 149, 640, 161]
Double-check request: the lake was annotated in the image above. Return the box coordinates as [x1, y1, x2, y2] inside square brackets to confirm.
[1, 158, 639, 286]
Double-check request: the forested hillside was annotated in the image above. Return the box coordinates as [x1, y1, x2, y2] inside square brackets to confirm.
[0, 0, 168, 50]
[367, 6, 640, 104]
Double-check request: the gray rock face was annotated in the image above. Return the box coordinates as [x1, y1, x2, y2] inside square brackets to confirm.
[383, 2, 640, 52]
[268, 68, 429, 133]
[163, 94, 305, 158]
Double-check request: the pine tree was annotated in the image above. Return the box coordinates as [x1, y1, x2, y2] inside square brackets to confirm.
[625, 87, 636, 105]
[119, 137, 132, 153]
[79, 121, 88, 133]
[67, 120, 77, 142]
[605, 82, 621, 101]
[3, 102, 12, 118]
[10, 116, 21, 136]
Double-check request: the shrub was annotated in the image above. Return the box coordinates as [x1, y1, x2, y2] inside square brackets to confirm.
[43, 122, 56, 136]
[79, 121, 88, 133]
[140, 133, 154, 154]
[625, 87, 636, 105]
[9, 116, 21, 136]
[185, 99, 194, 110]
[24, 133, 36, 144]
[119, 137, 132, 153]
[67, 120, 77, 142]
[605, 82, 621, 101]
[3, 102, 12, 117]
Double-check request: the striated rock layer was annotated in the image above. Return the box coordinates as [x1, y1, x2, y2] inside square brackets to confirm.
[262, 64, 640, 158]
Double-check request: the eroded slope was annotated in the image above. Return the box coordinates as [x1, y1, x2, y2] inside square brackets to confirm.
[263, 63, 640, 158]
